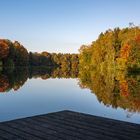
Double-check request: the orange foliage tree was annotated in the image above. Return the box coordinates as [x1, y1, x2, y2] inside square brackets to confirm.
[0, 40, 9, 59]
[135, 34, 140, 43]
[120, 44, 131, 60]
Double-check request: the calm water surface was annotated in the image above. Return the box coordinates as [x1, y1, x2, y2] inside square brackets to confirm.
[0, 76, 140, 124]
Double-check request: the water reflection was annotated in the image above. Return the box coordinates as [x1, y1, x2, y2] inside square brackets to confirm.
[0, 67, 28, 92]
[78, 68, 140, 113]
[0, 66, 79, 92]
[0, 67, 140, 115]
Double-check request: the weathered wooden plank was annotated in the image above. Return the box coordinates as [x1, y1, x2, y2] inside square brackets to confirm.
[11, 119, 67, 140]
[0, 123, 41, 140]
[36, 114, 132, 140]
[4, 121, 59, 140]
[20, 118, 83, 140]
[31, 111, 140, 140]
[43, 111, 140, 136]
[0, 110, 139, 140]
[54, 110, 140, 133]
[29, 117, 101, 140]
[62, 110, 140, 128]
[0, 128, 23, 140]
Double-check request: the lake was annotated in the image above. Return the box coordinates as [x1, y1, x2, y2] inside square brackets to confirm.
[0, 67, 140, 124]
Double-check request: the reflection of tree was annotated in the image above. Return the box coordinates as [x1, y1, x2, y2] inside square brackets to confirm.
[0, 75, 9, 92]
[78, 68, 140, 113]
[0, 67, 28, 93]
[29, 66, 79, 79]
[1, 63, 140, 114]
[0, 65, 79, 93]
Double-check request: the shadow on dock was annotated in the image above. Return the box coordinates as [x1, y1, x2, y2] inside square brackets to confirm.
[0, 110, 140, 140]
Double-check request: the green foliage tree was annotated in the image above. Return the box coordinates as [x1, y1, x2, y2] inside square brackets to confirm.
[79, 26, 140, 72]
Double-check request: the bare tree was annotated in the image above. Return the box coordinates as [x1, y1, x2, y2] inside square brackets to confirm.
[129, 22, 135, 28]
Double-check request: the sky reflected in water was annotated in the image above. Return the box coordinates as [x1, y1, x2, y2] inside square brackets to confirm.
[0, 78, 140, 124]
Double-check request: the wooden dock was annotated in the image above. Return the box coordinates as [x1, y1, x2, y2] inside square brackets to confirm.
[0, 110, 139, 140]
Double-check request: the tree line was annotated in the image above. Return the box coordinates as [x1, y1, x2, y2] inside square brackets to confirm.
[1, 26, 140, 72]
[0, 39, 79, 71]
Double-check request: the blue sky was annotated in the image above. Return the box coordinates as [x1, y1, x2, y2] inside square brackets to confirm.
[0, 0, 140, 53]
